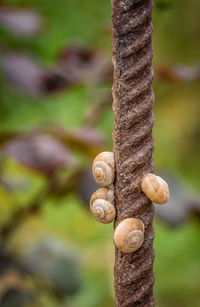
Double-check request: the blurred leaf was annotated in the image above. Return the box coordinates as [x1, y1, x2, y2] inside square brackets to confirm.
[0, 269, 28, 296]
[47, 124, 105, 157]
[156, 64, 200, 82]
[0, 185, 20, 224]
[0, 8, 43, 37]
[0, 132, 18, 147]
[30, 45, 111, 95]
[155, 172, 200, 226]
[155, 0, 172, 9]
[0, 241, 27, 275]
[72, 127, 105, 149]
[154, 220, 200, 307]
[52, 45, 112, 87]
[0, 288, 33, 307]
[1, 53, 45, 97]
[25, 238, 81, 295]
[0, 241, 34, 307]
[77, 167, 99, 208]
[68, 269, 113, 307]
[4, 132, 76, 175]
[60, 45, 96, 66]
[0, 177, 30, 192]
[0, 46, 112, 97]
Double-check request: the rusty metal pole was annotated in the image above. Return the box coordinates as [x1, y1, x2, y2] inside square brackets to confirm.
[112, 0, 155, 306]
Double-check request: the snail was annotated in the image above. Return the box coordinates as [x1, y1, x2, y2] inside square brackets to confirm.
[114, 218, 144, 253]
[141, 173, 169, 204]
[90, 188, 115, 224]
[92, 151, 115, 187]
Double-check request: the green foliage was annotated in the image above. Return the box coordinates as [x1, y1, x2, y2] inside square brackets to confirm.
[154, 0, 172, 9]
[0, 0, 200, 306]
[154, 219, 200, 306]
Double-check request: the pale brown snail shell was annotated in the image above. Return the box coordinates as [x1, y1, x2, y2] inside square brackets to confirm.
[114, 218, 144, 253]
[141, 173, 169, 204]
[92, 151, 115, 187]
[90, 188, 115, 224]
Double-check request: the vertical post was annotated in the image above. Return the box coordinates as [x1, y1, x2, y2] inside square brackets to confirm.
[112, 0, 155, 306]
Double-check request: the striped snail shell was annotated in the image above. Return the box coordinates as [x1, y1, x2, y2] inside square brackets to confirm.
[114, 218, 145, 253]
[92, 152, 115, 187]
[90, 188, 115, 224]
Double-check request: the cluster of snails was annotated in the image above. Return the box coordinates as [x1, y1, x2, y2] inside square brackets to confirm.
[90, 151, 169, 254]
[90, 152, 116, 223]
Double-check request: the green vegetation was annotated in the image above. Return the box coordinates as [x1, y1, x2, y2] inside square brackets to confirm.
[0, 0, 200, 306]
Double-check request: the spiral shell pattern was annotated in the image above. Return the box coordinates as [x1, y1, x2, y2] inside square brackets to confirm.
[114, 218, 144, 254]
[92, 152, 115, 187]
[127, 230, 144, 250]
[112, 0, 155, 305]
[90, 188, 115, 223]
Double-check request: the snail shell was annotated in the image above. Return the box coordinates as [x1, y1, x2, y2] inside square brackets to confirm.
[92, 151, 115, 187]
[114, 218, 144, 253]
[90, 188, 115, 224]
[141, 173, 169, 204]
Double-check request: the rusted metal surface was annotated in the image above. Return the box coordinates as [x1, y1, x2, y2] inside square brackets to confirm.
[112, 0, 155, 306]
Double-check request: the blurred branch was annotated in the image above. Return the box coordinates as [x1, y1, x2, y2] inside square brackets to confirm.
[1, 46, 112, 97]
[0, 168, 83, 240]
[2, 47, 199, 100]
[155, 64, 200, 82]
[0, 89, 109, 239]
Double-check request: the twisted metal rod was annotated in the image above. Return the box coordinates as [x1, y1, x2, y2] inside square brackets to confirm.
[112, 0, 155, 306]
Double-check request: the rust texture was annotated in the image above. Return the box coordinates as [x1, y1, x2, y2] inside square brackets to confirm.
[112, 0, 155, 306]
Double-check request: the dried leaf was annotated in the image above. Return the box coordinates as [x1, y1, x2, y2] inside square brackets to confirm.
[55, 45, 112, 86]
[47, 124, 105, 157]
[1, 53, 45, 97]
[25, 238, 81, 295]
[0, 8, 43, 37]
[155, 172, 200, 226]
[4, 132, 76, 175]
[0, 132, 18, 146]
[1, 46, 112, 97]
[40, 45, 98, 93]
[60, 45, 96, 65]
[156, 65, 200, 82]
[72, 127, 105, 148]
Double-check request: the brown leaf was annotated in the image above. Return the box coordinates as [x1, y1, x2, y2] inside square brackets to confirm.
[4, 132, 76, 175]
[60, 45, 96, 65]
[155, 65, 200, 82]
[0, 8, 43, 37]
[155, 172, 200, 226]
[1, 53, 45, 97]
[1, 46, 112, 97]
[0, 131, 18, 146]
[56, 45, 113, 86]
[47, 124, 105, 157]
[72, 127, 105, 148]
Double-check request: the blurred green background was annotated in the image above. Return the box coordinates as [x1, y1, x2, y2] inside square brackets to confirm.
[0, 0, 200, 306]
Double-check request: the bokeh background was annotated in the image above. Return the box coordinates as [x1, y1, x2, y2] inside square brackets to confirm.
[0, 0, 200, 306]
